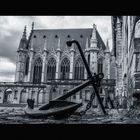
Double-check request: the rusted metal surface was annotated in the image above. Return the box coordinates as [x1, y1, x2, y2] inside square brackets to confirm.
[25, 99, 82, 119]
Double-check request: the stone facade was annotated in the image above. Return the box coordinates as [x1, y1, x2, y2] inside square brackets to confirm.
[112, 16, 140, 106]
[0, 22, 115, 108]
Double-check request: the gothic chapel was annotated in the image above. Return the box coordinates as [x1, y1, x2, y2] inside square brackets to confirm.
[13, 22, 112, 106]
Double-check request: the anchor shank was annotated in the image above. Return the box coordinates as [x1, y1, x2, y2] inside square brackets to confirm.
[67, 40, 107, 115]
[71, 40, 93, 78]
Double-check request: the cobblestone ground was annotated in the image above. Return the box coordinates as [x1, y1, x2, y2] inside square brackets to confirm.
[0, 107, 140, 124]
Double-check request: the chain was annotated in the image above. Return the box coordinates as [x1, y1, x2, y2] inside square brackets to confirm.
[79, 90, 95, 116]
[79, 73, 103, 116]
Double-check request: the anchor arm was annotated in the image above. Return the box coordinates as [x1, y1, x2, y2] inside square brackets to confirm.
[53, 73, 104, 100]
[53, 79, 93, 100]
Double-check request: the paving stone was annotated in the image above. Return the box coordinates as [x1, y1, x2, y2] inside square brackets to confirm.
[0, 107, 140, 124]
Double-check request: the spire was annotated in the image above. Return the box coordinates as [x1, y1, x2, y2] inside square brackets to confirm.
[91, 23, 97, 44]
[93, 23, 96, 29]
[111, 48, 114, 56]
[43, 37, 47, 51]
[86, 37, 89, 49]
[28, 22, 34, 41]
[30, 38, 34, 51]
[57, 38, 62, 53]
[106, 40, 109, 49]
[70, 42, 75, 52]
[57, 37, 61, 50]
[105, 39, 110, 53]
[18, 25, 27, 50]
[22, 25, 27, 39]
[90, 23, 98, 49]
[32, 22, 34, 31]
[117, 17, 120, 24]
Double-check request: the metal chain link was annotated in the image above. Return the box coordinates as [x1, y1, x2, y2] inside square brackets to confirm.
[79, 73, 103, 116]
[79, 90, 96, 116]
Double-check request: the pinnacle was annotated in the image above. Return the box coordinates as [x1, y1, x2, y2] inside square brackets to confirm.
[22, 25, 27, 39]
[105, 40, 110, 53]
[117, 17, 120, 24]
[86, 37, 89, 49]
[93, 23, 97, 29]
[32, 22, 34, 31]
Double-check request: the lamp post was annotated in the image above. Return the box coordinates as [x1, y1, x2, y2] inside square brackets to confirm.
[66, 40, 107, 115]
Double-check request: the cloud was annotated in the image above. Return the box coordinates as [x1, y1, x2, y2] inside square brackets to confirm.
[0, 16, 112, 82]
[0, 76, 15, 82]
[0, 57, 16, 82]
[0, 16, 112, 62]
[0, 16, 35, 63]
[35, 16, 112, 49]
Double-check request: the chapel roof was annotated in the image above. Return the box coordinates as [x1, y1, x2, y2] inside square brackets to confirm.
[28, 28, 106, 52]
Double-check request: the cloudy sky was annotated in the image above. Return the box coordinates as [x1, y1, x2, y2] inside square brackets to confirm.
[0, 16, 112, 82]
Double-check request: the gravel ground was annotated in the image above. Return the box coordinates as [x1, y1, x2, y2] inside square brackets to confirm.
[0, 107, 140, 124]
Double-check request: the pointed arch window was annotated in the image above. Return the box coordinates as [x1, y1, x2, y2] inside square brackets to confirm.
[74, 58, 84, 80]
[33, 58, 42, 84]
[47, 58, 56, 80]
[60, 58, 70, 79]
[98, 59, 103, 73]
[25, 57, 29, 75]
